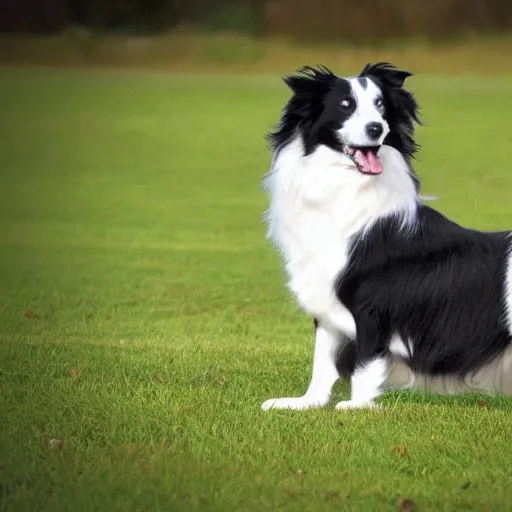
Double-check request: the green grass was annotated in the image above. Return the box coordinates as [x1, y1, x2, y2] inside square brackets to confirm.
[1, 66, 512, 512]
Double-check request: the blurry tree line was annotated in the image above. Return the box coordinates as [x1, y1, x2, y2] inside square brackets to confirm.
[1, 0, 512, 41]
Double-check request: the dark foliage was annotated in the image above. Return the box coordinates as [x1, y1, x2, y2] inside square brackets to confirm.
[1, 0, 512, 40]
[0, 0, 261, 34]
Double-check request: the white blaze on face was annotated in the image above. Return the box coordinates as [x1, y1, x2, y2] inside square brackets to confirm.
[338, 77, 389, 147]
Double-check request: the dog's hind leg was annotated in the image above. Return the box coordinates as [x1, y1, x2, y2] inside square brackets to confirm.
[262, 321, 346, 411]
[335, 311, 390, 410]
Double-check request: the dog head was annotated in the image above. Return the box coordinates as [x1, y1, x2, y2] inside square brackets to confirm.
[269, 62, 420, 176]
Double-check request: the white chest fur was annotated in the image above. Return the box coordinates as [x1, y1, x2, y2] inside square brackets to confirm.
[263, 138, 418, 337]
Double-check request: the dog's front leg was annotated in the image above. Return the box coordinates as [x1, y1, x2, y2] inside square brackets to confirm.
[262, 321, 344, 411]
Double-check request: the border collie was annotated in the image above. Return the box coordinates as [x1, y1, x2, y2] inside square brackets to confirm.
[262, 62, 512, 411]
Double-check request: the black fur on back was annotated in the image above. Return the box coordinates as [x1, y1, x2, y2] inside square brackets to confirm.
[336, 206, 512, 377]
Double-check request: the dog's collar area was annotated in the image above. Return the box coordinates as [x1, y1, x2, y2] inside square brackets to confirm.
[342, 144, 383, 175]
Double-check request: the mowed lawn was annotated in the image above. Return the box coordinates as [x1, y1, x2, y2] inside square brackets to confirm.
[1, 66, 512, 512]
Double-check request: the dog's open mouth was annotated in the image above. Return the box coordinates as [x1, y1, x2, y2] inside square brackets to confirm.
[342, 145, 382, 175]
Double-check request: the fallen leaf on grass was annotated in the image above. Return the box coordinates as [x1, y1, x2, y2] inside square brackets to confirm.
[48, 438, 65, 449]
[154, 374, 164, 383]
[392, 444, 408, 457]
[24, 310, 37, 319]
[69, 369, 81, 377]
[477, 400, 490, 409]
[397, 498, 416, 511]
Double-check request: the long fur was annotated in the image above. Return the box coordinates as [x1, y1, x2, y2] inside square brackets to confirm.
[262, 62, 512, 410]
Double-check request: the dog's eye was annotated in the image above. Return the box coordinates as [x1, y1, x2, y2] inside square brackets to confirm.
[340, 98, 354, 111]
[375, 97, 384, 110]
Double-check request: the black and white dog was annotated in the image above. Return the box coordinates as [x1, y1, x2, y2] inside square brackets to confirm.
[262, 63, 512, 411]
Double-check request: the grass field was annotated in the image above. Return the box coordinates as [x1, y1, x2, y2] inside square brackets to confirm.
[1, 66, 512, 511]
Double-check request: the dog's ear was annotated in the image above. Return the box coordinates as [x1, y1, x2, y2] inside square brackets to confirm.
[360, 61, 420, 127]
[359, 62, 412, 89]
[271, 66, 338, 156]
[283, 65, 337, 97]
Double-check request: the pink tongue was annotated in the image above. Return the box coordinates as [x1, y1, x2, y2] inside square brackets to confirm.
[354, 149, 383, 175]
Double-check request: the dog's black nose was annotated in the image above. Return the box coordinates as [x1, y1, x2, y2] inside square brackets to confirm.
[366, 122, 384, 140]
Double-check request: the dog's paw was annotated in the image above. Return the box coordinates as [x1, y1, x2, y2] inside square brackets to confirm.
[334, 400, 381, 411]
[261, 396, 328, 411]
